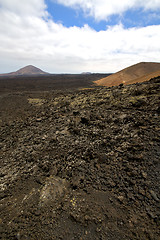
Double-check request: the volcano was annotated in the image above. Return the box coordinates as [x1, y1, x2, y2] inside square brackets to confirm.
[95, 62, 160, 87]
[0, 65, 49, 76]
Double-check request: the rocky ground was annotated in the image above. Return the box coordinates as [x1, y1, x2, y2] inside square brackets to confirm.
[0, 76, 160, 239]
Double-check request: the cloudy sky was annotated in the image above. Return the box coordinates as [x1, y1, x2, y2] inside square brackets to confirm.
[0, 0, 160, 73]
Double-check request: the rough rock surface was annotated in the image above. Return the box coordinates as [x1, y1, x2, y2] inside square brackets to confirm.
[0, 76, 160, 239]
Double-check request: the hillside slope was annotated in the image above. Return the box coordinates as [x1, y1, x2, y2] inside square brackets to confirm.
[95, 62, 160, 87]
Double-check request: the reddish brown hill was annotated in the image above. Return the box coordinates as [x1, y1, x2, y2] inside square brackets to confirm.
[0, 65, 48, 76]
[95, 62, 160, 87]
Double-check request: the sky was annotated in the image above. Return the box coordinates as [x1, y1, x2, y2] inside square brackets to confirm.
[0, 0, 160, 73]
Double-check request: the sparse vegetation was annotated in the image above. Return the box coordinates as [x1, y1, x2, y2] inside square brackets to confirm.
[28, 98, 45, 106]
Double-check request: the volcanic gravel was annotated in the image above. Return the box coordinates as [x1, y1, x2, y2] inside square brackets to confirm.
[0, 76, 160, 240]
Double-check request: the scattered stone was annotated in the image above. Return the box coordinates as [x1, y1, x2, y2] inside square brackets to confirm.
[40, 176, 68, 205]
[0, 76, 160, 240]
[36, 118, 42, 122]
[117, 195, 124, 203]
[141, 171, 147, 179]
[150, 190, 159, 202]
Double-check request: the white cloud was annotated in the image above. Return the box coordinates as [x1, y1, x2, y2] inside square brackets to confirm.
[0, 0, 160, 73]
[53, 0, 160, 21]
[0, 0, 47, 17]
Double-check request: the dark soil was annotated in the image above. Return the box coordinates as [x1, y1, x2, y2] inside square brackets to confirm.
[0, 75, 160, 240]
[0, 74, 110, 93]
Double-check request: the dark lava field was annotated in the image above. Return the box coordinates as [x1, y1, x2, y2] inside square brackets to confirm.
[0, 75, 160, 240]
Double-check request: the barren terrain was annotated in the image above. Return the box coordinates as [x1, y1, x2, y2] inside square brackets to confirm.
[0, 74, 160, 239]
[95, 62, 160, 87]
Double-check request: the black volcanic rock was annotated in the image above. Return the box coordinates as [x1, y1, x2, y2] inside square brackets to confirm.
[0, 76, 160, 240]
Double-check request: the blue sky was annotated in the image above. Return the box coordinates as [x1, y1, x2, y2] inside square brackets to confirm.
[46, 0, 160, 30]
[0, 0, 160, 73]
[46, 0, 111, 31]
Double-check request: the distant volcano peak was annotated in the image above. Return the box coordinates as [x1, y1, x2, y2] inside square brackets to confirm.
[0, 65, 49, 76]
[14, 65, 48, 75]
